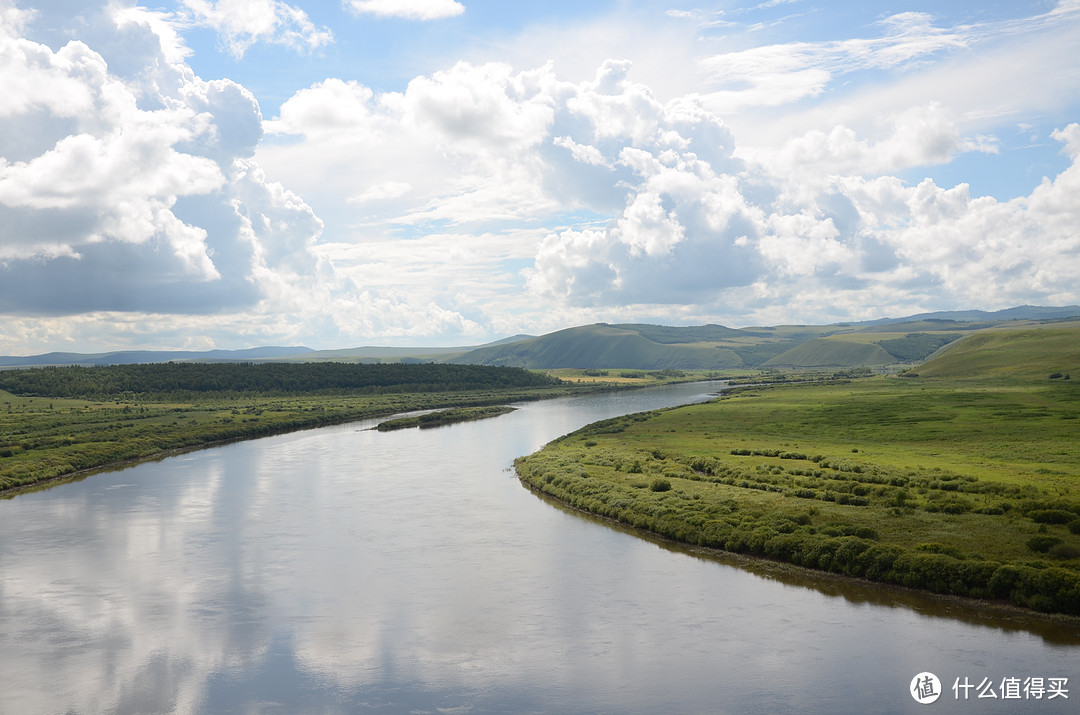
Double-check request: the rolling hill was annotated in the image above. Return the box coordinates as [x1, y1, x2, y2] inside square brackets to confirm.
[3, 306, 1077, 371]
[450, 309, 1080, 370]
[914, 321, 1080, 380]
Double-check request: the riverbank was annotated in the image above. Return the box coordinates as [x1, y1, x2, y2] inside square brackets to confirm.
[1, 366, 716, 494]
[0, 382, 586, 494]
[518, 477, 1080, 638]
[515, 374, 1080, 615]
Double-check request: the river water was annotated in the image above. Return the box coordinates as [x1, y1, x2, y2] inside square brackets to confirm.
[0, 382, 1076, 714]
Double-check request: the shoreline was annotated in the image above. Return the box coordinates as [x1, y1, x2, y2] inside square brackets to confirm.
[0, 409, 392, 498]
[516, 474, 1080, 634]
[1, 378, 705, 497]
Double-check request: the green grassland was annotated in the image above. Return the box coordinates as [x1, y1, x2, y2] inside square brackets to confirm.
[0, 363, 576, 494]
[516, 321, 1080, 614]
[0, 361, 711, 494]
[0, 388, 567, 494]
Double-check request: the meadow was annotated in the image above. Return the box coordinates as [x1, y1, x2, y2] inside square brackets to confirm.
[0, 363, 574, 493]
[0, 361, 713, 494]
[516, 322, 1080, 614]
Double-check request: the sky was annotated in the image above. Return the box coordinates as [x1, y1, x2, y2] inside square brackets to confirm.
[1, 0, 1079, 353]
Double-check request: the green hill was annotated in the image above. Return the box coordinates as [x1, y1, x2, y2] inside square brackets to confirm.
[451, 320, 982, 370]
[4, 307, 1077, 372]
[763, 338, 896, 367]
[915, 321, 1080, 381]
[450, 324, 760, 369]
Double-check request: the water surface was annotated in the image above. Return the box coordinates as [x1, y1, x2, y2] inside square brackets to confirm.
[1, 383, 1076, 713]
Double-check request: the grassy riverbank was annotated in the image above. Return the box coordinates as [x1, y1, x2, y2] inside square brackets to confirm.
[516, 323, 1080, 614]
[0, 361, 712, 494]
[0, 363, 576, 494]
[375, 405, 516, 430]
[0, 387, 562, 494]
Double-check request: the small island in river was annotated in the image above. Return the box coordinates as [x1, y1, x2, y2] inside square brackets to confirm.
[375, 405, 516, 431]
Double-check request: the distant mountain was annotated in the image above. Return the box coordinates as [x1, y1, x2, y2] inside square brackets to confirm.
[449, 323, 772, 369]
[449, 307, 1080, 370]
[0, 336, 535, 369]
[3, 306, 1077, 371]
[0, 346, 314, 368]
[863, 304, 1080, 326]
[286, 335, 536, 363]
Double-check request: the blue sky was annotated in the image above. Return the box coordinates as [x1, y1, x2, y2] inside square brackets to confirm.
[1, 0, 1079, 352]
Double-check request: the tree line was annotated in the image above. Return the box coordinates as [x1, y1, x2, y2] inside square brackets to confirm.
[0, 362, 561, 399]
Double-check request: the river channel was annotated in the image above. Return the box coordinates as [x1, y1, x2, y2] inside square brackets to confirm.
[1, 382, 1077, 713]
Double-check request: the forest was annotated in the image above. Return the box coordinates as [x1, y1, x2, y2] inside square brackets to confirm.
[0, 362, 561, 400]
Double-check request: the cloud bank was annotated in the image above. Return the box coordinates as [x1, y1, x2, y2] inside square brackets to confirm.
[0, 2, 329, 321]
[1, 1, 1078, 352]
[262, 52, 1080, 331]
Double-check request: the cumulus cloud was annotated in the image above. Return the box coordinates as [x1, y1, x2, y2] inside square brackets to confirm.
[260, 43, 1080, 333]
[3, 0, 1078, 352]
[750, 103, 999, 191]
[524, 87, 1080, 320]
[344, 0, 465, 21]
[263, 62, 563, 226]
[0, 1, 326, 318]
[179, 0, 332, 57]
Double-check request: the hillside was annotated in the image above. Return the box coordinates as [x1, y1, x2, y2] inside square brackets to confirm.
[914, 321, 1080, 380]
[762, 338, 896, 367]
[449, 324, 756, 369]
[450, 320, 983, 370]
[4, 306, 1078, 371]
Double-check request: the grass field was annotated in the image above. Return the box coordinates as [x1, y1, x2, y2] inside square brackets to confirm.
[516, 322, 1080, 614]
[0, 384, 585, 494]
[0, 364, 709, 494]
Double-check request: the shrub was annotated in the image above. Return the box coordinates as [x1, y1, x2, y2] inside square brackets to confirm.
[1027, 535, 1063, 553]
[1068, 519, 1080, 535]
[1029, 509, 1077, 524]
[650, 478, 672, 492]
[1047, 544, 1080, 560]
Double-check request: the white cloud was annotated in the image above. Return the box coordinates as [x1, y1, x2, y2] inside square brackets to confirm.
[180, 0, 332, 57]
[2, 1, 1078, 353]
[698, 12, 966, 111]
[263, 61, 563, 227]
[526, 94, 1080, 319]
[725, 3, 1080, 154]
[0, 1, 329, 320]
[348, 181, 413, 204]
[344, 0, 465, 21]
[260, 37, 1080, 335]
[750, 103, 999, 192]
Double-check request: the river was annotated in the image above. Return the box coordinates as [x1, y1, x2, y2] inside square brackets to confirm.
[0, 382, 1076, 713]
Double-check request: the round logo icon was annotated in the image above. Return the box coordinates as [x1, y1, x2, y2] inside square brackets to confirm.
[911, 672, 942, 704]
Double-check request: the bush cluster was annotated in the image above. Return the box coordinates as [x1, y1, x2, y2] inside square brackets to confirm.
[516, 438, 1080, 615]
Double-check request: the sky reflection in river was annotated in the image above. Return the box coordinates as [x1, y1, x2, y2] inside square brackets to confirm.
[0, 383, 1076, 713]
